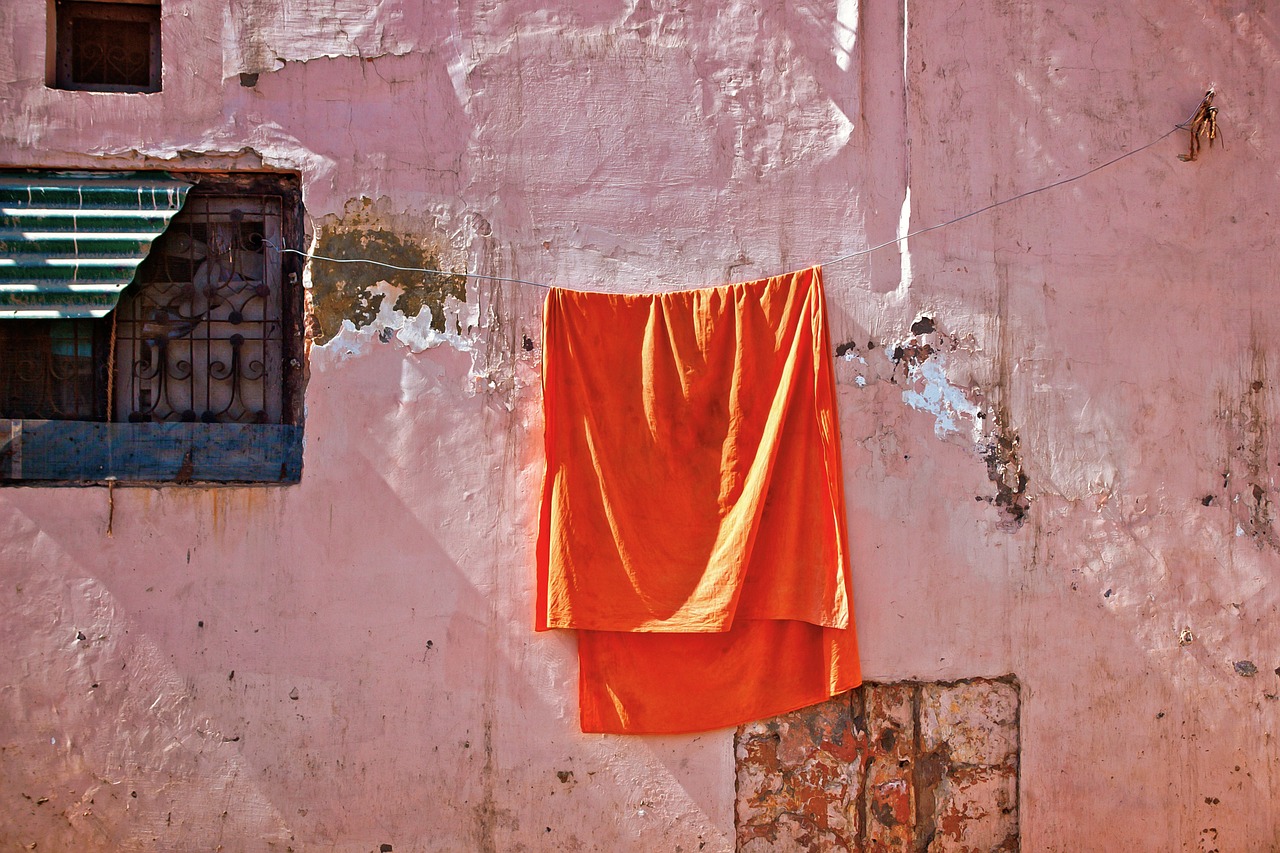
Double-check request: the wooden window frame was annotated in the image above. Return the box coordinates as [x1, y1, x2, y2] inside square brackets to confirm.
[53, 0, 162, 93]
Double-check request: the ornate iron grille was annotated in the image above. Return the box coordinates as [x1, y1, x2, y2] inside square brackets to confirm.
[114, 196, 285, 425]
[0, 320, 103, 419]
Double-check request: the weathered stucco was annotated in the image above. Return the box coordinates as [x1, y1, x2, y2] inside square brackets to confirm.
[3, 0, 1280, 850]
[308, 198, 470, 345]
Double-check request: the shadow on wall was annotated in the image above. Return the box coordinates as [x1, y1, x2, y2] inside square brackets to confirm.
[0, 341, 615, 850]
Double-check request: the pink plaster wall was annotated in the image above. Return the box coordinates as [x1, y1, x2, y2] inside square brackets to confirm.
[1, 0, 1279, 850]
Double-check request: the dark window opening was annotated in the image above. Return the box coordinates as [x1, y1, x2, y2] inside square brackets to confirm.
[0, 320, 106, 420]
[54, 1, 161, 93]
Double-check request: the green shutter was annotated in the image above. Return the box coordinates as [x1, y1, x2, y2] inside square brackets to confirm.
[0, 172, 192, 319]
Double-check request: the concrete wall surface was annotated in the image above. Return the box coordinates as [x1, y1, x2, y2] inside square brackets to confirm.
[1, 0, 1279, 850]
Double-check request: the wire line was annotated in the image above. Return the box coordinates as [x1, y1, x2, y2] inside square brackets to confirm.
[268, 105, 1201, 290]
[823, 119, 1190, 266]
[265, 241, 555, 289]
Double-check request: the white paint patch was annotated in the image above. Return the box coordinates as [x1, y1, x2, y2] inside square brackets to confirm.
[898, 351, 983, 440]
[220, 1, 415, 78]
[319, 281, 478, 363]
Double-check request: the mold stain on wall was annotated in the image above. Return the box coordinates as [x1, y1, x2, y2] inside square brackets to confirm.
[308, 200, 468, 346]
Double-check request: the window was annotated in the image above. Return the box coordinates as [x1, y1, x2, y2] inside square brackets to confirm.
[53, 0, 161, 93]
[116, 193, 288, 425]
[0, 172, 306, 484]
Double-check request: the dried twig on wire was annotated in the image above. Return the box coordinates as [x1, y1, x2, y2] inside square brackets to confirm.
[1179, 88, 1219, 162]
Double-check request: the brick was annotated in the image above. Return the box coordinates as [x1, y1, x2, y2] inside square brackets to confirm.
[919, 681, 1019, 768]
[859, 683, 917, 852]
[735, 693, 861, 851]
[927, 765, 1019, 853]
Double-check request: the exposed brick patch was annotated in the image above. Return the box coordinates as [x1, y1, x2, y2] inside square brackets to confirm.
[735, 678, 1020, 852]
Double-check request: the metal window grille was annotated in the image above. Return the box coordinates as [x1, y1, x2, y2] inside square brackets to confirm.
[55, 1, 161, 93]
[114, 196, 285, 424]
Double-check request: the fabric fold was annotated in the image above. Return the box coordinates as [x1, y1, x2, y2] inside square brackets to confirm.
[536, 266, 861, 733]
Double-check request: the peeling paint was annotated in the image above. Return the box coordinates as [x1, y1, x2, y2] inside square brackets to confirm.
[309, 222, 468, 346]
[321, 280, 477, 361]
[900, 355, 983, 440]
[889, 323, 982, 442]
[983, 404, 1030, 529]
[221, 0, 418, 78]
[884, 320, 1029, 526]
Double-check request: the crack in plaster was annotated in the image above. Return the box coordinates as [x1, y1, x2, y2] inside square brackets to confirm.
[221, 0, 416, 79]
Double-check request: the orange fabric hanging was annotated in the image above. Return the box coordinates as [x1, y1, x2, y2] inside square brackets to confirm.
[537, 266, 861, 734]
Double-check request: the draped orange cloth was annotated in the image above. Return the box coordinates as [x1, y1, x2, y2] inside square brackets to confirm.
[536, 266, 861, 734]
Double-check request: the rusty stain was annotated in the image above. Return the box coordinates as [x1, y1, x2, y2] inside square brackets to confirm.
[1215, 336, 1277, 549]
[982, 275, 1032, 532]
[983, 404, 1030, 529]
[174, 450, 194, 484]
[308, 201, 467, 346]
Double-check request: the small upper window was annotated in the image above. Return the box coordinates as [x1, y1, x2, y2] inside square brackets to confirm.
[54, 0, 161, 93]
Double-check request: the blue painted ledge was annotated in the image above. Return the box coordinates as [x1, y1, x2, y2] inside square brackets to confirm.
[0, 420, 302, 484]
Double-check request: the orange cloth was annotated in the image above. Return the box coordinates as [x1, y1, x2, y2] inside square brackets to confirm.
[537, 266, 861, 734]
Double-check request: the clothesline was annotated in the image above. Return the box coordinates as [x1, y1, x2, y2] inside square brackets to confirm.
[266, 102, 1205, 291]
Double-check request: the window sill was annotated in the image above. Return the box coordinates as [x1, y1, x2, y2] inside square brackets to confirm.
[0, 419, 302, 485]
